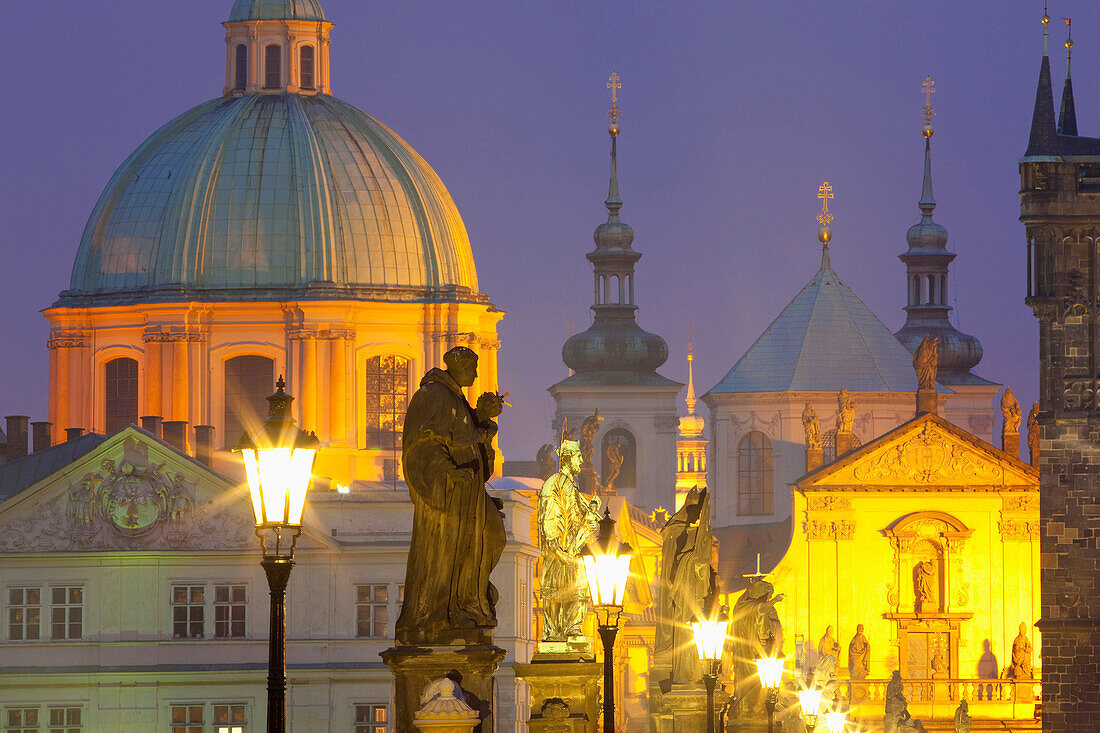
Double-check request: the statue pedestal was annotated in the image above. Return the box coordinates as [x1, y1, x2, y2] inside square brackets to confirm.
[513, 649, 600, 733]
[381, 644, 506, 732]
[651, 684, 730, 733]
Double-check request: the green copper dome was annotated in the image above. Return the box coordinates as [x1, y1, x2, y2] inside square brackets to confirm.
[64, 94, 481, 305]
[228, 0, 326, 22]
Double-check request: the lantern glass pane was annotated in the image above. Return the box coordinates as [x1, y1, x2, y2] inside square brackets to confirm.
[285, 448, 316, 525]
[825, 711, 847, 733]
[257, 448, 294, 525]
[582, 555, 600, 604]
[692, 617, 727, 660]
[755, 657, 785, 689]
[613, 553, 631, 605]
[241, 449, 264, 524]
[798, 688, 823, 717]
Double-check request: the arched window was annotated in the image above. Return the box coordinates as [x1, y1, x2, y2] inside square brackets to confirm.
[940, 275, 947, 305]
[104, 358, 138, 435]
[264, 44, 281, 89]
[299, 45, 315, 90]
[365, 356, 410, 449]
[601, 428, 636, 489]
[911, 276, 920, 305]
[223, 355, 275, 449]
[737, 431, 773, 515]
[234, 44, 248, 90]
[927, 274, 936, 305]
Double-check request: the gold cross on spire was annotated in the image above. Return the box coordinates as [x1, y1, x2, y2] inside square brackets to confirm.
[817, 181, 834, 226]
[921, 75, 936, 124]
[607, 72, 621, 123]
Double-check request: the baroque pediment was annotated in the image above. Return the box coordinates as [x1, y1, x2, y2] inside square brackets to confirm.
[0, 429, 256, 552]
[800, 414, 1038, 489]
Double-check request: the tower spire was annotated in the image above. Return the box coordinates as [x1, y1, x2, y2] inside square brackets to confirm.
[920, 76, 936, 215]
[606, 72, 623, 215]
[817, 181, 834, 269]
[1058, 17, 1078, 136]
[684, 325, 697, 416]
[1027, 5, 1058, 156]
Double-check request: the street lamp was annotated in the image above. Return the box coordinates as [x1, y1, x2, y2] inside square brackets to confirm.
[691, 593, 729, 733]
[755, 656, 785, 733]
[233, 377, 319, 733]
[579, 507, 633, 733]
[824, 710, 848, 733]
[797, 688, 823, 733]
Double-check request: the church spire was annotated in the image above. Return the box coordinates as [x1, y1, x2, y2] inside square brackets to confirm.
[1027, 5, 1058, 155]
[606, 72, 623, 215]
[684, 326, 697, 416]
[1058, 17, 1078, 136]
[895, 76, 985, 385]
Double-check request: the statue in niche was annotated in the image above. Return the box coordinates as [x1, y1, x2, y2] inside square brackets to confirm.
[802, 403, 821, 450]
[1026, 404, 1040, 465]
[602, 439, 624, 494]
[655, 487, 716, 685]
[930, 640, 949, 678]
[818, 625, 840, 660]
[577, 409, 604, 493]
[914, 560, 937, 611]
[953, 700, 971, 733]
[1010, 622, 1034, 679]
[913, 333, 940, 391]
[848, 624, 871, 680]
[1001, 388, 1021, 434]
[537, 438, 601, 643]
[730, 578, 785, 718]
[396, 346, 507, 645]
[536, 443, 559, 480]
[837, 388, 855, 432]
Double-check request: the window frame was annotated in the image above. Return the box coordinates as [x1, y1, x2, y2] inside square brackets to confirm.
[104, 356, 139, 436]
[355, 584, 389, 639]
[213, 584, 247, 639]
[222, 355, 276, 450]
[49, 586, 83, 641]
[263, 44, 281, 89]
[737, 431, 774, 516]
[171, 585, 206, 640]
[7, 586, 41, 642]
[363, 355, 410, 451]
[234, 44, 248, 90]
[5, 706, 40, 733]
[46, 706, 81, 733]
[353, 703, 389, 733]
[299, 45, 315, 90]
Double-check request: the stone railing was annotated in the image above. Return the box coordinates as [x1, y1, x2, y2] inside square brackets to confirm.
[837, 678, 1040, 721]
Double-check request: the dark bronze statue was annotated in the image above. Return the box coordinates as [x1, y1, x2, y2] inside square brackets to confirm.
[396, 346, 506, 645]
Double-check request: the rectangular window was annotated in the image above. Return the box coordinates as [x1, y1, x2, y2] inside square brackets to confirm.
[170, 706, 203, 733]
[49, 587, 82, 640]
[172, 586, 205, 639]
[364, 356, 409, 449]
[355, 585, 388, 638]
[5, 708, 39, 733]
[354, 704, 388, 733]
[213, 704, 246, 733]
[264, 45, 281, 89]
[8, 587, 41, 641]
[46, 707, 80, 733]
[213, 585, 246, 639]
[299, 46, 315, 90]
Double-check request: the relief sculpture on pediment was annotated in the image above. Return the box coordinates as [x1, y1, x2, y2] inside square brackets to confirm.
[0, 437, 253, 552]
[851, 425, 1003, 484]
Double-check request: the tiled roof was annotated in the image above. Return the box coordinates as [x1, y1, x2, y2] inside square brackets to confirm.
[0, 434, 106, 500]
[706, 266, 923, 395]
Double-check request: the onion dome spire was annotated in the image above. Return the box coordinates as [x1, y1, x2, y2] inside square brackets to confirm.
[559, 74, 675, 387]
[894, 77, 989, 386]
[1058, 17, 1078, 136]
[678, 327, 705, 437]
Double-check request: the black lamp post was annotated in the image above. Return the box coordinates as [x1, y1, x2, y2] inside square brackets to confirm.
[234, 377, 319, 733]
[579, 508, 633, 733]
[755, 656, 785, 733]
[691, 591, 729, 733]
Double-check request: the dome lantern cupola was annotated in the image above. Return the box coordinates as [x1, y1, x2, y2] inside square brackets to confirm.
[894, 77, 988, 385]
[223, 0, 333, 96]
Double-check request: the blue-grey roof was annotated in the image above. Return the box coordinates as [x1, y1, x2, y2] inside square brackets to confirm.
[229, 0, 326, 22]
[0, 433, 105, 500]
[706, 265, 924, 395]
[63, 93, 480, 306]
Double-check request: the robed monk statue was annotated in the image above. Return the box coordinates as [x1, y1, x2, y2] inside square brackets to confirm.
[396, 346, 507, 646]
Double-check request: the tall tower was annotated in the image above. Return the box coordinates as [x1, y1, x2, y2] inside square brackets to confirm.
[1020, 10, 1100, 731]
[893, 78, 1000, 439]
[675, 330, 707, 508]
[549, 74, 682, 511]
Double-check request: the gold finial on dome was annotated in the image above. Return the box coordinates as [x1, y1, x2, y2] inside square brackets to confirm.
[607, 71, 622, 136]
[921, 75, 936, 138]
[1062, 17, 1072, 54]
[817, 181, 834, 267]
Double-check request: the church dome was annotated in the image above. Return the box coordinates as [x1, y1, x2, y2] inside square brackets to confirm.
[63, 94, 480, 304]
[229, 0, 326, 22]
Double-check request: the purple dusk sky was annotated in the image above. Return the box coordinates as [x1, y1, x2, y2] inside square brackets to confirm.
[0, 1, 1091, 460]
